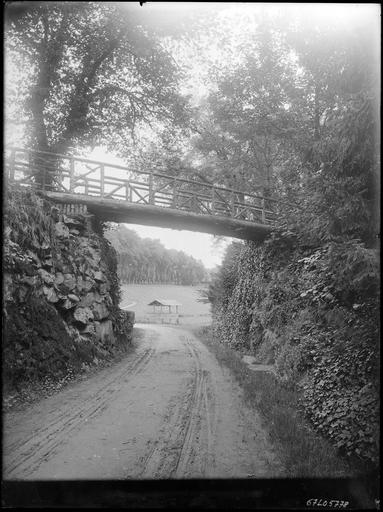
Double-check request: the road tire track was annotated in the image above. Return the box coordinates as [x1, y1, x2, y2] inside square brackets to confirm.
[4, 324, 285, 480]
[135, 335, 217, 479]
[4, 347, 155, 479]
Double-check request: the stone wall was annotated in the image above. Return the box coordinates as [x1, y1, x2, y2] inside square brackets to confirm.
[3, 192, 134, 391]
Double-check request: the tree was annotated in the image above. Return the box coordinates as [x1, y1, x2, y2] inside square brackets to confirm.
[5, 2, 188, 157]
[194, 26, 297, 194]
[279, 9, 380, 246]
[180, 6, 379, 245]
[105, 225, 208, 285]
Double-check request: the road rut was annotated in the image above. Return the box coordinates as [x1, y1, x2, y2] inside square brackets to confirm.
[3, 324, 285, 479]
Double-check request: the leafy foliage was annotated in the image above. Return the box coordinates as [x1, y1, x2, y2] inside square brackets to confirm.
[4, 187, 57, 262]
[98, 230, 121, 308]
[4, 297, 78, 390]
[202, 8, 379, 467]
[5, 2, 188, 154]
[210, 235, 379, 466]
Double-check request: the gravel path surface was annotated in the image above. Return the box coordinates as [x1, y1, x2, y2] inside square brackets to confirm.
[3, 324, 284, 480]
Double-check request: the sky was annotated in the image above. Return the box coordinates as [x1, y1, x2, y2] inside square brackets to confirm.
[124, 224, 231, 270]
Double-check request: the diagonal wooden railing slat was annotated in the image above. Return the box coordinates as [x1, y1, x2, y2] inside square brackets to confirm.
[4, 147, 289, 238]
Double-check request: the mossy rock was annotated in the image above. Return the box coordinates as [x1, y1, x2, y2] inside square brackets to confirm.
[3, 297, 77, 390]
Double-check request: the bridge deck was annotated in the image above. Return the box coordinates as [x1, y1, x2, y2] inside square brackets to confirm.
[44, 191, 273, 240]
[6, 147, 279, 240]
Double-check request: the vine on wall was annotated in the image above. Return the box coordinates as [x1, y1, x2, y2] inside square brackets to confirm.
[209, 232, 379, 466]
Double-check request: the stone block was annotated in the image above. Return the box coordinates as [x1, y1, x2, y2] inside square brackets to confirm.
[55, 221, 70, 238]
[99, 282, 111, 294]
[20, 275, 38, 287]
[79, 291, 101, 307]
[94, 271, 106, 282]
[92, 302, 110, 321]
[38, 268, 54, 285]
[63, 273, 76, 290]
[54, 272, 64, 286]
[73, 306, 94, 325]
[96, 319, 115, 344]
[63, 214, 82, 226]
[43, 286, 59, 303]
[26, 250, 41, 265]
[85, 246, 101, 263]
[79, 323, 96, 335]
[18, 285, 28, 302]
[61, 298, 76, 310]
[84, 266, 94, 277]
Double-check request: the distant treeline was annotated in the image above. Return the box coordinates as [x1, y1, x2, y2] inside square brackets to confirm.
[106, 225, 209, 285]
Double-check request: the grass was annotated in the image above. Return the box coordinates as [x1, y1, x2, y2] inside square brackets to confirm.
[120, 284, 211, 325]
[192, 325, 356, 478]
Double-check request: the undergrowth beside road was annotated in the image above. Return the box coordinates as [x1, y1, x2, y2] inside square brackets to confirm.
[3, 327, 145, 413]
[193, 325, 357, 478]
[209, 236, 379, 468]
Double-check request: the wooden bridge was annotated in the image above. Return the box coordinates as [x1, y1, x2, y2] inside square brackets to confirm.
[5, 147, 281, 240]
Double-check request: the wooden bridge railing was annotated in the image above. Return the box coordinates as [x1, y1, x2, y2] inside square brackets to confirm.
[5, 147, 280, 225]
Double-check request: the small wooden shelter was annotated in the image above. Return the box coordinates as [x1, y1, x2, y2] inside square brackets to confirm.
[148, 299, 182, 314]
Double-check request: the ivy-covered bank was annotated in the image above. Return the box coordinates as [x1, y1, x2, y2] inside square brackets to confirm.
[209, 232, 379, 468]
[3, 188, 134, 399]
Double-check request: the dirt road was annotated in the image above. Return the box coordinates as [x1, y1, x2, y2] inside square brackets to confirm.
[3, 324, 285, 480]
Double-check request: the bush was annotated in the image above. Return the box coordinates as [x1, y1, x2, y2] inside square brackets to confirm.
[209, 234, 379, 466]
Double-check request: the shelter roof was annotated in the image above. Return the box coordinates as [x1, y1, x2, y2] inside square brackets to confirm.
[148, 299, 182, 307]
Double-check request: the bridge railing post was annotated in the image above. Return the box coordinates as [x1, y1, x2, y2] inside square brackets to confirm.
[125, 181, 130, 202]
[230, 190, 235, 217]
[30, 150, 44, 189]
[149, 173, 154, 205]
[42, 156, 47, 190]
[69, 156, 75, 193]
[8, 148, 16, 182]
[211, 187, 215, 214]
[173, 178, 178, 208]
[192, 194, 198, 213]
[261, 197, 266, 224]
[100, 164, 105, 198]
[28, 150, 34, 186]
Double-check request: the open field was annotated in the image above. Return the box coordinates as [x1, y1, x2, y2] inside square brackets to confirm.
[120, 284, 211, 325]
